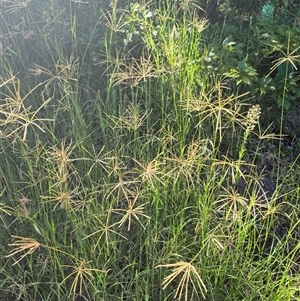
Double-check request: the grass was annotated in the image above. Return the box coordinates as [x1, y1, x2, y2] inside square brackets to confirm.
[0, 0, 300, 300]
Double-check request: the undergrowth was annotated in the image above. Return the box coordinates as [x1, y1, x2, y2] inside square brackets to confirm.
[0, 0, 299, 300]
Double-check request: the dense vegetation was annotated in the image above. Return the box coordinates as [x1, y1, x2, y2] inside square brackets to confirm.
[0, 0, 299, 300]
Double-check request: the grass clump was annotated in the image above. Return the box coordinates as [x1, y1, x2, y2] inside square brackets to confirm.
[0, 0, 299, 300]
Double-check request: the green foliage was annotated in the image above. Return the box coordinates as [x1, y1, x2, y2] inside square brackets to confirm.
[201, 0, 300, 113]
[224, 56, 258, 86]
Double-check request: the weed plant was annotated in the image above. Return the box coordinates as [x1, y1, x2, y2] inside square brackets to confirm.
[0, 0, 299, 300]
